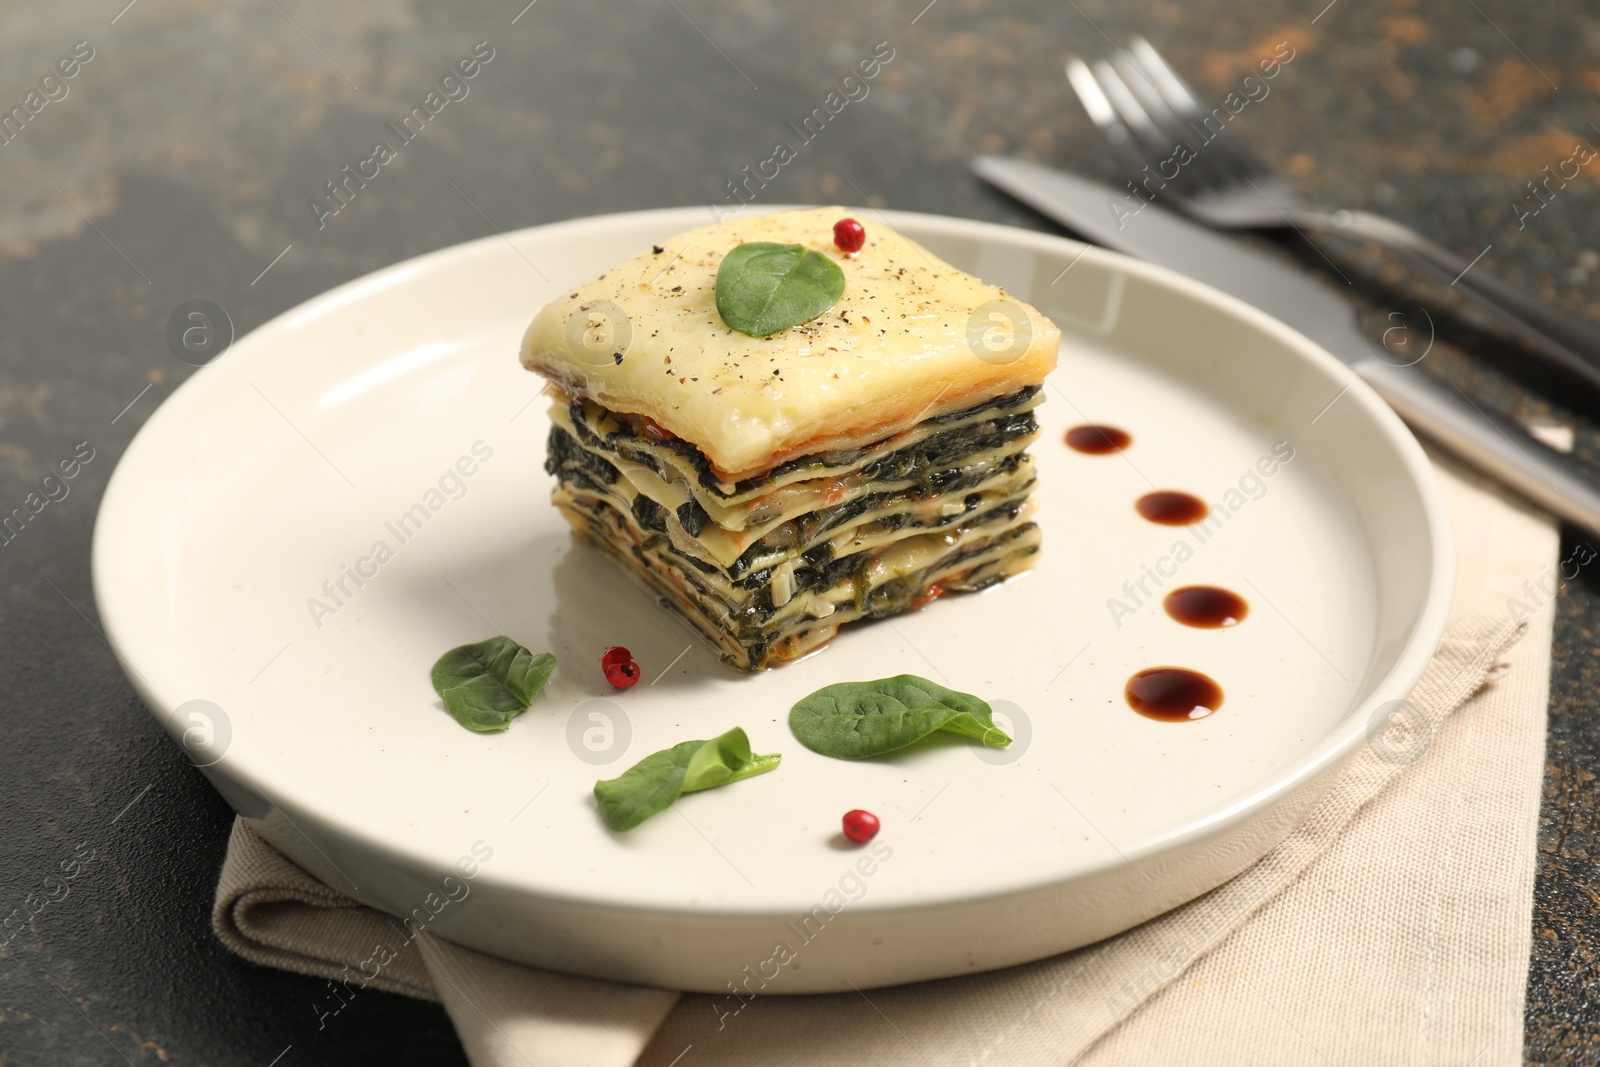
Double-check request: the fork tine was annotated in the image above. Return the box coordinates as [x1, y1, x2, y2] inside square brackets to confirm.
[1127, 37, 1267, 182]
[1065, 58, 1131, 150]
[1105, 55, 1240, 191]
[1068, 58, 1195, 198]
[1125, 39, 1207, 122]
[1088, 60, 1231, 194]
[1067, 56, 1171, 185]
[1087, 61, 1182, 165]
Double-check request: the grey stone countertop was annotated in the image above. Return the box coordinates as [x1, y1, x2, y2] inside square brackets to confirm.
[0, 1, 1595, 1063]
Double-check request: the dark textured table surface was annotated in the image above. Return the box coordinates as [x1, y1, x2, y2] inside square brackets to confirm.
[2, 1, 1597, 1063]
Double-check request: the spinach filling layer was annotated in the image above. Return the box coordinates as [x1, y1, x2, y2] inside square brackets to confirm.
[562, 487, 1039, 665]
[548, 422, 1034, 580]
[542, 385, 1046, 669]
[564, 385, 1041, 502]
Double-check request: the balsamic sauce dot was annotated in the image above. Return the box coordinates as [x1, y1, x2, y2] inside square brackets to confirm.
[1065, 424, 1132, 454]
[1163, 586, 1249, 629]
[1135, 490, 1208, 526]
[1125, 667, 1223, 722]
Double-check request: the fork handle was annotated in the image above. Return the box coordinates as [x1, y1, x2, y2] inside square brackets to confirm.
[1295, 208, 1600, 393]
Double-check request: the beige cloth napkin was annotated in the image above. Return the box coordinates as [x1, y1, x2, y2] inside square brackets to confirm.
[214, 446, 1557, 1066]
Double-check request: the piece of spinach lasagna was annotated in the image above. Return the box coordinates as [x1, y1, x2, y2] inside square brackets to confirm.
[520, 207, 1059, 669]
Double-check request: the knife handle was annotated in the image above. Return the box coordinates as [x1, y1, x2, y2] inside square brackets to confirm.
[1307, 209, 1600, 395]
[1352, 355, 1600, 533]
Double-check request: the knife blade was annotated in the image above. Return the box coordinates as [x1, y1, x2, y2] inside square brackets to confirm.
[975, 154, 1600, 534]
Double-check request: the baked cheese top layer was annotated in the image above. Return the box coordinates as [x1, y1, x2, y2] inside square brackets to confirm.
[520, 207, 1059, 480]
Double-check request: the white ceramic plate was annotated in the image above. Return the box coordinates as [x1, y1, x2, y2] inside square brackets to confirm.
[94, 207, 1451, 993]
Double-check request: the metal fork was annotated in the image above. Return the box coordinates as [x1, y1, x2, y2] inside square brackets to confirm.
[1067, 37, 1600, 393]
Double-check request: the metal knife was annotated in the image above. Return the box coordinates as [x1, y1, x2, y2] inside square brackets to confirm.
[975, 154, 1600, 534]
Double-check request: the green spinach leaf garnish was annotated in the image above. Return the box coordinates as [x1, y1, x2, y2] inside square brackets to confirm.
[594, 727, 781, 831]
[715, 241, 845, 338]
[430, 636, 557, 732]
[789, 674, 1011, 759]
